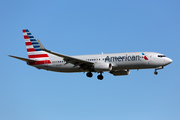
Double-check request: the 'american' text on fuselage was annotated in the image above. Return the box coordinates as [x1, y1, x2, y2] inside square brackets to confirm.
[105, 55, 141, 62]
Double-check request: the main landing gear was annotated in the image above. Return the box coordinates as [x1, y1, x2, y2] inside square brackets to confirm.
[86, 72, 93, 78]
[86, 72, 104, 80]
[97, 73, 103, 80]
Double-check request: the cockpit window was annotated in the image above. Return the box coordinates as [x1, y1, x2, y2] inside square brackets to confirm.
[158, 55, 166, 57]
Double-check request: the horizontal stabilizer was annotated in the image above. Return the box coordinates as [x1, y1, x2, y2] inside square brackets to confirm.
[8, 55, 37, 62]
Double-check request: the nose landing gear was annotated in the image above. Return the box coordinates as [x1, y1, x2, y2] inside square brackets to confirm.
[154, 71, 158, 75]
[154, 66, 164, 75]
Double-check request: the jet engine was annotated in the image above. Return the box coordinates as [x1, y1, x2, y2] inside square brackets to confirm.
[94, 63, 112, 72]
[110, 69, 130, 76]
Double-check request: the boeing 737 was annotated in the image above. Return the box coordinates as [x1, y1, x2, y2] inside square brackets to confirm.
[9, 29, 172, 80]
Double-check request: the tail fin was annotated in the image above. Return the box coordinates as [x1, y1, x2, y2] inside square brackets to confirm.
[23, 29, 43, 53]
[22, 29, 51, 64]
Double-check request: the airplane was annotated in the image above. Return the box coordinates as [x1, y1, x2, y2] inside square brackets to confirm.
[9, 29, 172, 80]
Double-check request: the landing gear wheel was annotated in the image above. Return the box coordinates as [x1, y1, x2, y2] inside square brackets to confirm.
[154, 71, 158, 75]
[86, 72, 93, 78]
[97, 75, 103, 80]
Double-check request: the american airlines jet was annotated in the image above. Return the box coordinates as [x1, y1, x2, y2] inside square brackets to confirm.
[9, 29, 172, 80]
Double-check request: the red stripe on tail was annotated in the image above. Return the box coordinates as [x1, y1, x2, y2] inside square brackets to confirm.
[25, 42, 32, 45]
[24, 35, 29, 39]
[28, 54, 49, 58]
[22, 30, 26, 33]
[27, 48, 35, 52]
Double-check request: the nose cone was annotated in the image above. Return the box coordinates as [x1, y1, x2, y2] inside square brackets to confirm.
[165, 57, 172, 65]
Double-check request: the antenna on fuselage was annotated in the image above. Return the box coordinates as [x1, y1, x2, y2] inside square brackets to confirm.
[101, 52, 103, 54]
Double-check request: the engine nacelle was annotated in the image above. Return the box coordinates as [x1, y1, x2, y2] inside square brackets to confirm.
[110, 69, 130, 76]
[94, 63, 112, 72]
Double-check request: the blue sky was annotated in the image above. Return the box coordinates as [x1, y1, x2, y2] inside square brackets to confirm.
[1, 0, 180, 120]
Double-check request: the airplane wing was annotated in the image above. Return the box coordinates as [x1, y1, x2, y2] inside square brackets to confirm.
[8, 55, 37, 62]
[37, 39, 94, 66]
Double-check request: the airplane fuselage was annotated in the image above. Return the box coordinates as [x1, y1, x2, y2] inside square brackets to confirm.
[31, 52, 172, 73]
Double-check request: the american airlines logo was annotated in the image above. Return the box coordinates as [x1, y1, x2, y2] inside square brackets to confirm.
[142, 53, 148, 60]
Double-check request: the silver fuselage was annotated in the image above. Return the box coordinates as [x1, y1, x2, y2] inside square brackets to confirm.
[33, 52, 172, 73]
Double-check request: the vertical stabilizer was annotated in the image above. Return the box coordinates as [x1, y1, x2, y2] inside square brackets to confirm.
[22, 29, 51, 65]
